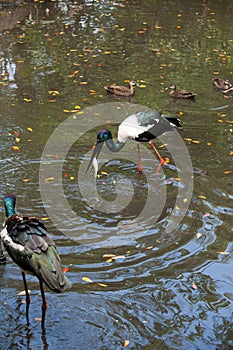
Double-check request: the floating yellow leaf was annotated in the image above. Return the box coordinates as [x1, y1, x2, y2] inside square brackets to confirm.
[145, 246, 153, 250]
[80, 81, 88, 85]
[97, 283, 108, 287]
[22, 178, 30, 182]
[70, 176, 75, 180]
[40, 217, 50, 221]
[48, 90, 59, 96]
[103, 254, 116, 258]
[198, 195, 206, 199]
[23, 98, 32, 103]
[106, 258, 113, 263]
[192, 140, 200, 144]
[196, 233, 203, 239]
[82, 277, 93, 283]
[183, 198, 188, 203]
[183, 138, 192, 142]
[15, 137, 20, 143]
[18, 290, 31, 296]
[45, 177, 54, 182]
[12, 145, 19, 151]
[217, 251, 230, 255]
[74, 105, 81, 109]
[207, 142, 212, 146]
[224, 170, 232, 175]
[124, 340, 130, 347]
[27, 127, 33, 132]
[100, 171, 108, 175]
[229, 151, 233, 156]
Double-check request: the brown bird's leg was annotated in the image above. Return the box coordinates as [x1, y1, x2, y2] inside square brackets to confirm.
[149, 141, 165, 175]
[39, 279, 48, 328]
[137, 143, 143, 173]
[22, 271, 30, 325]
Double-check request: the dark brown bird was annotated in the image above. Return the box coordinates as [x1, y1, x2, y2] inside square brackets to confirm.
[212, 77, 233, 92]
[0, 194, 71, 326]
[104, 80, 138, 97]
[169, 84, 197, 99]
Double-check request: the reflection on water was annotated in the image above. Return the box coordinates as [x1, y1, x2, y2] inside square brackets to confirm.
[0, 0, 233, 348]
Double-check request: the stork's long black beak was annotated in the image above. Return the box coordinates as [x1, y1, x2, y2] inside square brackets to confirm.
[86, 142, 104, 177]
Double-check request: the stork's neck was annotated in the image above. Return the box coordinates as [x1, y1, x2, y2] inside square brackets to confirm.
[106, 139, 125, 152]
[4, 196, 16, 218]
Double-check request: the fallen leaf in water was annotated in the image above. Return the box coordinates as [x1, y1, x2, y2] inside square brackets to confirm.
[224, 170, 232, 175]
[124, 340, 130, 347]
[27, 127, 33, 132]
[230, 152, 233, 156]
[18, 290, 31, 296]
[23, 178, 30, 182]
[145, 246, 153, 250]
[45, 177, 54, 182]
[48, 90, 60, 96]
[192, 140, 200, 144]
[103, 254, 116, 258]
[15, 137, 20, 143]
[196, 232, 203, 239]
[218, 251, 230, 255]
[40, 217, 49, 221]
[63, 267, 69, 273]
[34, 317, 42, 321]
[101, 171, 108, 175]
[97, 283, 108, 287]
[192, 282, 198, 290]
[183, 137, 192, 142]
[82, 277, 93, 283]
[70, 176, 75, 180]
[198, 195, 206, 199]
[23, 98, 32, 102]
[106, 258, 113, 263]
[12, 145, 19, 151]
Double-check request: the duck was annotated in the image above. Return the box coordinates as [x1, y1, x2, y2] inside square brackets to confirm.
[169, 84, 197, 99]
[212, 77, 233, 92]
[0, 194, 71, 326]
[104, 80, 138, 97]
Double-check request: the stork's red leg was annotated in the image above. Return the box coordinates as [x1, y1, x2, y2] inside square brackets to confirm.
[149, 141, 165, 175]
[22, 271, 30, 325]
[137, 143, 143, 173]
[39, 280, 48, 328]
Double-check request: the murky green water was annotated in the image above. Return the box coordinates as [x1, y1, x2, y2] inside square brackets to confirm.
[0, 0, 233, 349]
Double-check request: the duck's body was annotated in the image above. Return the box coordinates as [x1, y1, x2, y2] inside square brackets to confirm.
[86, 110, 182, 177]
[104, 80, 137, 97]
[212, 77, 233, 92]
[0, 194, 71, 325]
[169, 84, 197, 99]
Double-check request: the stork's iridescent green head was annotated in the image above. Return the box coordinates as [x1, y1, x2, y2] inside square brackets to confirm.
[4, 194, 16, 218]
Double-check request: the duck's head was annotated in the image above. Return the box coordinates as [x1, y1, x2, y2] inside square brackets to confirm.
[86, 129, 113, 177]
[129, 80, 138, 87]
[169, 84, 176, 90]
